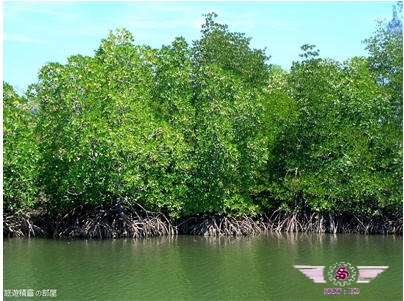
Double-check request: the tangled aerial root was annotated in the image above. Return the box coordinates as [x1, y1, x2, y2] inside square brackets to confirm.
[263, 209, 402, 235]
[3, 206, 402, 238]
[55, 203, 177, 239]
[4, 211, 47, 238]
[179, 214, 266, 236]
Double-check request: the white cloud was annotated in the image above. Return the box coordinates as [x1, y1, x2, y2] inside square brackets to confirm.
[4, 33, 42, 44]
[192, 17, 205, 30]
[4, 2, 82, 21]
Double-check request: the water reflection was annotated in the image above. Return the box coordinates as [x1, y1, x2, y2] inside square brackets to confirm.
[4, 234, 402, 301]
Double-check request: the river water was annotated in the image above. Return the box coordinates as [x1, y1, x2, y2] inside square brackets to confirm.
[4, 233, 402, 300]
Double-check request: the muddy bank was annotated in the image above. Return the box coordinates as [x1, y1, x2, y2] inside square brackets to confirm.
[3, 204, 402, 238]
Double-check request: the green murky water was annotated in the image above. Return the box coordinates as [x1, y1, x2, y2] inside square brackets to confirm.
[4, 233, 402, 300]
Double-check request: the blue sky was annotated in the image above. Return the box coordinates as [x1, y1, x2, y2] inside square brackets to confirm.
[3, 1, 397, 93]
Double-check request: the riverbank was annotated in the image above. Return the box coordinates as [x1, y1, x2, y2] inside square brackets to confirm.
[4, 203, 402, 238]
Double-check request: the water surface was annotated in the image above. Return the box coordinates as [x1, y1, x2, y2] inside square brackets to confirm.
[4, 233, 402, 300]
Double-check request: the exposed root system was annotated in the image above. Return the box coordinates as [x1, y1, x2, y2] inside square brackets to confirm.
[263, 210, 402, 235]
[4, 211, 47, 238]
[54, 203, 177, 239]
[179, 214, 265, 236]
[3, 206, 402, 238]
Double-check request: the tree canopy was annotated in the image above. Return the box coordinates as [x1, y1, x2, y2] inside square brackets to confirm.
[3, 11, 402, 220]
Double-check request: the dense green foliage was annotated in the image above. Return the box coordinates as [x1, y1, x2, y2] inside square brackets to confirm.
[3, 83, 38, 211]
[3, 11, 402, 218]
[264, 52, 401, 215]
